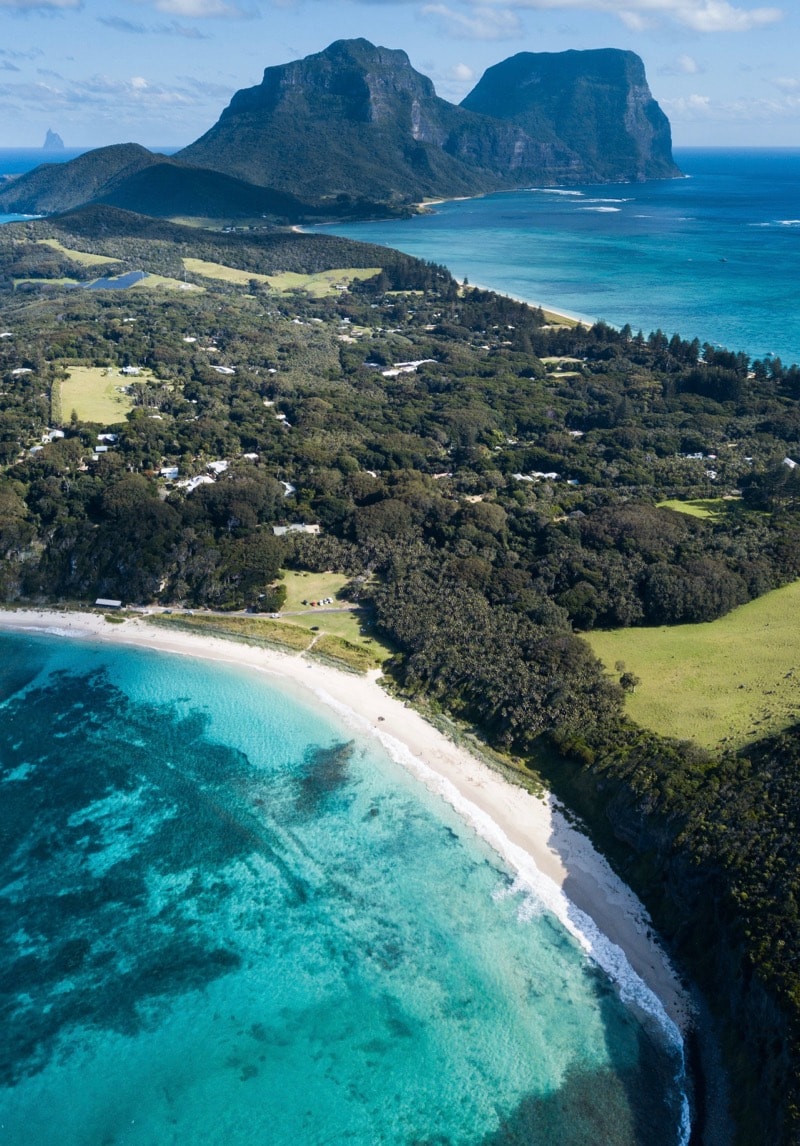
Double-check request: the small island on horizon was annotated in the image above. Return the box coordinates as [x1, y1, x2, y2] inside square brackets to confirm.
[42, 128, 64, 152]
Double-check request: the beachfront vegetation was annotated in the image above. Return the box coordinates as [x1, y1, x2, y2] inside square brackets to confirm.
[3, 204, 800, 1139]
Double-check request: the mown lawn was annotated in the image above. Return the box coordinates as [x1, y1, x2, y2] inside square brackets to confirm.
[281, 570, 349, 610]
[658, 498, 728, 519]
[60, 366, 136, 423]
[586, 579, 800, 749]
[279, 569, 392, 663]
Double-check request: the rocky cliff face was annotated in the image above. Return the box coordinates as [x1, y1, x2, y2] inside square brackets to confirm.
[461, 49, 679, 183]
[180, 39, 679, 203]
[179, 39, 502, 203]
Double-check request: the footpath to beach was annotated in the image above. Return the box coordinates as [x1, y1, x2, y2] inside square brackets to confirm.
[0, 608, 693, 1040]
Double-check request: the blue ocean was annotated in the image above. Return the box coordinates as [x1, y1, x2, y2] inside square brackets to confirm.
[0, 631, 688, 1144]
[321, 148, 800, 368]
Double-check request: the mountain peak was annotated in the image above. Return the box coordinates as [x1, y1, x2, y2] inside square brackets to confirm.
[461, 48, 678, 182]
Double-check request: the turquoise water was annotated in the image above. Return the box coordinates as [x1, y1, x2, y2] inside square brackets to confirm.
[0, 632, 686, 1144]
[319, 148, 800, 367]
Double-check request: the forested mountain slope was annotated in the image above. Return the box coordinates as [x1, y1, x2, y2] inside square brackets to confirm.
[0, 40, 678, 220]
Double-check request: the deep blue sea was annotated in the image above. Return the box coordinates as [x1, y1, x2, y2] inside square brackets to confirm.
[320, 148, 800, 367]
[0, 631, 688, 1144]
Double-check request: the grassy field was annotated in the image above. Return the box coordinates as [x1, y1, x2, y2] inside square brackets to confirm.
[183, 258, 381, 297]
[278, 570, 392, 663]
[60, 366, 137, 424]
[182, 258, 273, 287]
[586, 579, 800, 749]
[14, 278, 80, 289]
[146, 612, 312, 651]
[37, 238, 120, 267]
[658, 498, 728, 519]
[281, 570, 349, 610]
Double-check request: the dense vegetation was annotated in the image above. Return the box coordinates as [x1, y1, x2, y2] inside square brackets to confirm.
[3, 205, 800, 1141]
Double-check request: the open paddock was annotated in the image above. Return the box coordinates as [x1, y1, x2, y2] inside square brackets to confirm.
[59, 366, 138, 424]
[658, 498, 730, 519]
[183, 258, 381, 297]
[37, 238, 121, 267]
[586, 579, 800, 749]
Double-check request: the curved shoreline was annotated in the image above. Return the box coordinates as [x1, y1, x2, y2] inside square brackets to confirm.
[0, 607, 693, 1040]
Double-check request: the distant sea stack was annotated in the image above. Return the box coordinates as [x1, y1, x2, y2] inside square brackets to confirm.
[43, 129, 65, 152]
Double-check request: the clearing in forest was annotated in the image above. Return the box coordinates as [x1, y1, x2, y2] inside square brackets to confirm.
[37, 238, 120, 267]
[60, 366, 137, 423]
[657, 498, 728, 519]
[278, 569, 392, 661]
[586, 579, 800, 750]
[183, 258, 381, 296]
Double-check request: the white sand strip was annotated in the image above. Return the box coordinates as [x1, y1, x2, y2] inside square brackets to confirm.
[0, 608, 693, 1036]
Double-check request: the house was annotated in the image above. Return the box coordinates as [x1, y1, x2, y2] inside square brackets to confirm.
[121, 366, 140, 376]
[178, 474, 215, 492]
[207, 460, 229, 475]
[95, 598, 122, 609]
[160, 466, 180, 480]
[272, 524, 321, 536]
[42, 429, 65, 443]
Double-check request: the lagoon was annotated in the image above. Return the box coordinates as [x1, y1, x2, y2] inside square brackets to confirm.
[319, 148, 800, 368]
[0, 623, 689, 1145]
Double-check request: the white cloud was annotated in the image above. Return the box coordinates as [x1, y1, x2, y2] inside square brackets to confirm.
[98, 15, 211, 37]
[422, 3, 522, 38]
[659, 53, 703, 75]
[663, 90, 800, 121]
[618, 10, 649, 30]
[151, 0, 252, 16]
[474, 0, 784, 34]
[450, 62, 475, 81]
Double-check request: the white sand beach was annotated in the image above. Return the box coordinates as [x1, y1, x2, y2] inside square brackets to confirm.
[0, 607, 693, 1038]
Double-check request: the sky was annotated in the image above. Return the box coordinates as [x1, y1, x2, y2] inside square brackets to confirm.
[0, 0, 798, 149]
